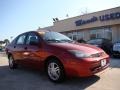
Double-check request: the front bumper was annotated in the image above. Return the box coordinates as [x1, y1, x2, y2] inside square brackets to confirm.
[64, 56, 109, 77]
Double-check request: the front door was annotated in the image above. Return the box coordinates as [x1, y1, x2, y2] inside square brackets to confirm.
[23, 32, 43, 69]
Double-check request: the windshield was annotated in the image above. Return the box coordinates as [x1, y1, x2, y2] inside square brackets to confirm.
[39, 31, 73, 43]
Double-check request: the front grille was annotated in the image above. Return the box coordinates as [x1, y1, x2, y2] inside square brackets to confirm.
[90, 65, 101, 72]
[90, 63, 109, 73]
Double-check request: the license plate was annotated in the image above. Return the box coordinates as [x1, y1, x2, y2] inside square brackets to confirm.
[101, 59, 106, 67]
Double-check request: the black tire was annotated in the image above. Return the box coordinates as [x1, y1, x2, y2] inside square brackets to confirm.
[46, 59, 65, 83]
[8, 55, 17, 69]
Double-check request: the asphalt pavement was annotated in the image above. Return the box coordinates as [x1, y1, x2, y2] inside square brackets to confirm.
[0, 54, 120, 90]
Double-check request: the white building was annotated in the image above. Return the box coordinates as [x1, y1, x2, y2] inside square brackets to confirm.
[38, 7, 120, 43]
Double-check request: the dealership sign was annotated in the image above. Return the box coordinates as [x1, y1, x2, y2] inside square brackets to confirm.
[75, 12, 120, 26]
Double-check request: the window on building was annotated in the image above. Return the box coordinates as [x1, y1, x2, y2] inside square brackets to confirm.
[67, 32, 73, 40]
[66, 31, 84, 41]
[77, 31, 84, 40]
[90, 28, 112, 40]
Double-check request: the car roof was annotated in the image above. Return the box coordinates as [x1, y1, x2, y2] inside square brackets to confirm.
[17, 30, 59, 38]
[19, 30, 51, 35]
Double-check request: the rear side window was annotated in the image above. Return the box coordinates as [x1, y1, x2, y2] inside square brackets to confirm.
[16, 34, 26, 45]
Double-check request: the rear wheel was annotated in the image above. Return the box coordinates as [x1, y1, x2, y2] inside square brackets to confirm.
[8, 55, 17, 69]
[46, 59, 65, 83]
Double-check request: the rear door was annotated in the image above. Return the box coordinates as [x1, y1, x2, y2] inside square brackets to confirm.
[13, 33, 27, 63]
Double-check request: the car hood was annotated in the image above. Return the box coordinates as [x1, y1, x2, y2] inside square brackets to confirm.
[48, 42, 104, 54]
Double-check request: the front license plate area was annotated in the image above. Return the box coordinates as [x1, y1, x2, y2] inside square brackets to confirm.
[101, 59, 106, 67]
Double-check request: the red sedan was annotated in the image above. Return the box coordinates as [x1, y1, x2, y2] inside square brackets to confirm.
[5, 31, 109, 82]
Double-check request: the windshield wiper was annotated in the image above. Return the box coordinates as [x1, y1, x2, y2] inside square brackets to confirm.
[46, 39, 61, 42]
[46, 39, 74, 43]
[60, 39, 74, 43]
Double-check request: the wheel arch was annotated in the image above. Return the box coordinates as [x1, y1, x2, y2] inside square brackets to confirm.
[44, 55, 65, 71]
[7, 53, 12, 59]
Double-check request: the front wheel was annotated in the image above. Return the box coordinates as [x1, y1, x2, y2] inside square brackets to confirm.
[8, 55, 17, 69]
[46, 59, 65, 83]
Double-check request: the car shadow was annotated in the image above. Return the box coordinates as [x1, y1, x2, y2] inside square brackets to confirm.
[60, 75, 100, 89]
[0, 65, 100, 90]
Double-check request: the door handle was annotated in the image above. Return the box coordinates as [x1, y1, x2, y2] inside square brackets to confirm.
[24, 47, 27, 50]
[23, 52, 30, 56]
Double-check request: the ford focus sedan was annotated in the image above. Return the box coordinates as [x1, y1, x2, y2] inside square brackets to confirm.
[5, 31, 109, 82]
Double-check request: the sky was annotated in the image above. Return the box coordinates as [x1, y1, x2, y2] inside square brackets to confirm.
[0, 0, 120, 41]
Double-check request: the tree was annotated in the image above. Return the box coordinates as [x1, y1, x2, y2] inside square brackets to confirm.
[4, 39, 10, 45]
[80, 8, 89, 15]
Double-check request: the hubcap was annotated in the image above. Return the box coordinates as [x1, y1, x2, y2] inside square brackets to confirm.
[48, 62, 60, 80]
[9, 57, 13, 67]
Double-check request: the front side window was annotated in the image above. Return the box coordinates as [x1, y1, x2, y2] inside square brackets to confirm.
[26, 33, 39, 45]
[16, 34, 26, 45]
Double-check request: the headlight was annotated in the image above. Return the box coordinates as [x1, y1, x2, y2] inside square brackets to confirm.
[68, 50, 91, 58]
